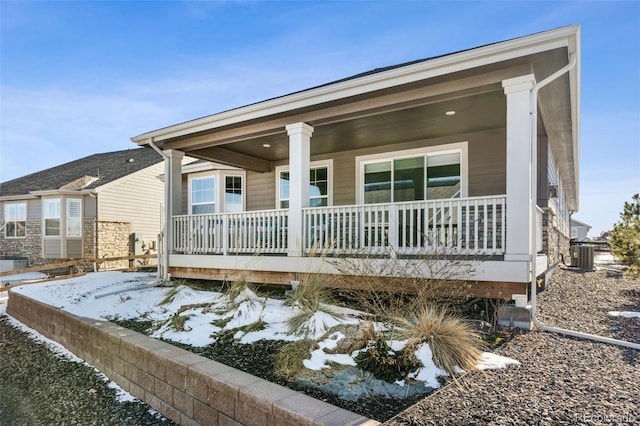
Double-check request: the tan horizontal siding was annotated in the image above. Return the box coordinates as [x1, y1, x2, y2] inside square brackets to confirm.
[243, 129, 507, 210]
[247, 170, 276, 211]
[44, 238, 61, 258]
[96, 163, 164, 246]
[84, 195, 97, 219]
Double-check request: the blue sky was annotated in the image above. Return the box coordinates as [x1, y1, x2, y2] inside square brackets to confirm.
[1, 1, 638, 236]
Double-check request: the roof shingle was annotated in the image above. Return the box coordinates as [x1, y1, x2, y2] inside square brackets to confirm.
[0, 148, 163, 197]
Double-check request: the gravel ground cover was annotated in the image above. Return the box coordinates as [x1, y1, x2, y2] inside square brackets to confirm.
[1, 264, 638, 425]
[386, 266, 640, 425]
[0, 314, 175, 426]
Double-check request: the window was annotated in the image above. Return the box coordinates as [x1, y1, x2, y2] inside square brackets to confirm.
[191, 176, 215, 214]
[67, 199, 82, 237]
[188, 172, 246, 214]
[358, 143, 466, 204]
[277, 161, 332, 208]
[44, 199, 61, 236]
[4, 203, 26, 238]
[426, 152, 461, 199]
[224, 176, 243, 212]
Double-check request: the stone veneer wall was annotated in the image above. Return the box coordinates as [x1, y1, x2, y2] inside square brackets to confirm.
[83, 219, 96, 260]
[542, 211, 570, 267]
[0, 220, 43, 265]
[7, 291, 377, 426]
[96, 221, 131, 270]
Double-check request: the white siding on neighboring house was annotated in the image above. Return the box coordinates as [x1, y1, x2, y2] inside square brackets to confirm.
[95, 162, 165, 247]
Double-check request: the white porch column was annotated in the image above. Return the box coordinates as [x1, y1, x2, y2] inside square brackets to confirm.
[502, 74, 536, 262]
[286, 122, 314, 257]
[164, 149, 184, 269]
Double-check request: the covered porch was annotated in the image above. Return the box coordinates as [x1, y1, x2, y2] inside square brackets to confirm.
[133, 26, 580, 299]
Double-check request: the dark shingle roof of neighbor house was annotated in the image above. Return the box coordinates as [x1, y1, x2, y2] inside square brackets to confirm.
[0, 147, 163, 197]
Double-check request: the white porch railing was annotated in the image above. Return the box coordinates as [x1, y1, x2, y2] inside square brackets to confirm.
[303, 196, 506, 255]
[173, 209, 288, 255]
[172, 196, 506, 257]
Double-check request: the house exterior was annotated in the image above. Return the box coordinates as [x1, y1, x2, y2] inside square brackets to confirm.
[570, 218, 591, 241]
[0, 148, 165, 268]
[131, 25, 581, 299]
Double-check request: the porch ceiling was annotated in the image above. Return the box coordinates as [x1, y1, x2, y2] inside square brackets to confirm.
[135, 29, 578, 207]
[185, 89, 507, 164]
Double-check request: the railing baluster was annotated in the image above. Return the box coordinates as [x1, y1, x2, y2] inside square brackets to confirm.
[171, 195, 508, 258]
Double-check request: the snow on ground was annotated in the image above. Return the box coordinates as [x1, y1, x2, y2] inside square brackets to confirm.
[608, 311, 640, 319]
[9, 271, 521, 398]
[0, 271, 47, 286]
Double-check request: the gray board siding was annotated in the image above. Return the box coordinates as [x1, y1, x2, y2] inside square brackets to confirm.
[245, 129, 507, 211]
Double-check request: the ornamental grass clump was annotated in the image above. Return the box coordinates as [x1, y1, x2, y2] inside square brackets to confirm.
[284, 277, 343, 337]
[396, 304, 484, 375]
[274, 340, 318, 381]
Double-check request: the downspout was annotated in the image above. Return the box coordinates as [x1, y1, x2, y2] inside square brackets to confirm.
[528, 54, 640, 350]
[148, 137, 170, 282]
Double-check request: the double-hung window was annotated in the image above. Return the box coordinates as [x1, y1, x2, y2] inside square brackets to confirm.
[190, 176, 216, 214]
[224, 176, 243, 213]
[188, 172, 245, 214]
[4, 203, 26, 238]
[44, 199, 61, 236]
[276, 161, 332, 208]
[67, 199, 82, 237]
[359, 143, 466, 204]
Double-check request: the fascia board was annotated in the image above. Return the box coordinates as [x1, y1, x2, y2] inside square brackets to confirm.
[132, 26, 579, 144]
[0, 194, 38, 201]
[29, 189, 95, 196]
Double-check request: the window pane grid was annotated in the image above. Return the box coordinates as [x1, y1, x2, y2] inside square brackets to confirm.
[44, 199, 61, 236]
[363, 151, 461, 204]
[279, 166, 329, 208]
[67, 199, 82, 237]
[4, 203, 26, 237]
[191, 176, 215, 214]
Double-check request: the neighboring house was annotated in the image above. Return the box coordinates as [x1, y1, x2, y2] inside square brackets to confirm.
[0, 148, 165, 268]
[131, 25, 581, 300]
[570, 218, 591, 241]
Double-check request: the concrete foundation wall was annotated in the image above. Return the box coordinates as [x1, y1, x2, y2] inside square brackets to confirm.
[7, 291, 377, 426]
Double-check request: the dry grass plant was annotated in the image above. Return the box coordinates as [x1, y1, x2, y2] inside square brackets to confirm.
[285, 244, 344, 337]
[396, 303, 484, 375]
[274, 340, 319, 381]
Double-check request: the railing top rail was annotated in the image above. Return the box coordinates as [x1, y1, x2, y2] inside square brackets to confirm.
[173, 209, 289, 219]
[301, 195, 507, 212]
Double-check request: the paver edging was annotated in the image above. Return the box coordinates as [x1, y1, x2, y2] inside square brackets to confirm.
[7, 290, 379, 426]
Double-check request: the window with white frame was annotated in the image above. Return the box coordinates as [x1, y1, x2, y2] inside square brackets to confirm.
[67, 199, 82, 237]
[190, 176, 216, 214]
[276, 161, 332, 209]
[4, 203, 26, 238]
[188, 172, 245, 214]
[44, 198, 61, 236]
[224, 175, 243, 213]
[358, 143, 466, 204]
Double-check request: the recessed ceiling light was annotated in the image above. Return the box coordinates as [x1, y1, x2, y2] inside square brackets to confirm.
[262, 143, 271, 148]
[445, 110, 456, 116]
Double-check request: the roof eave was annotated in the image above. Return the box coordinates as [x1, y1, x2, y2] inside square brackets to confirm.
[131, 25, 580, 145]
